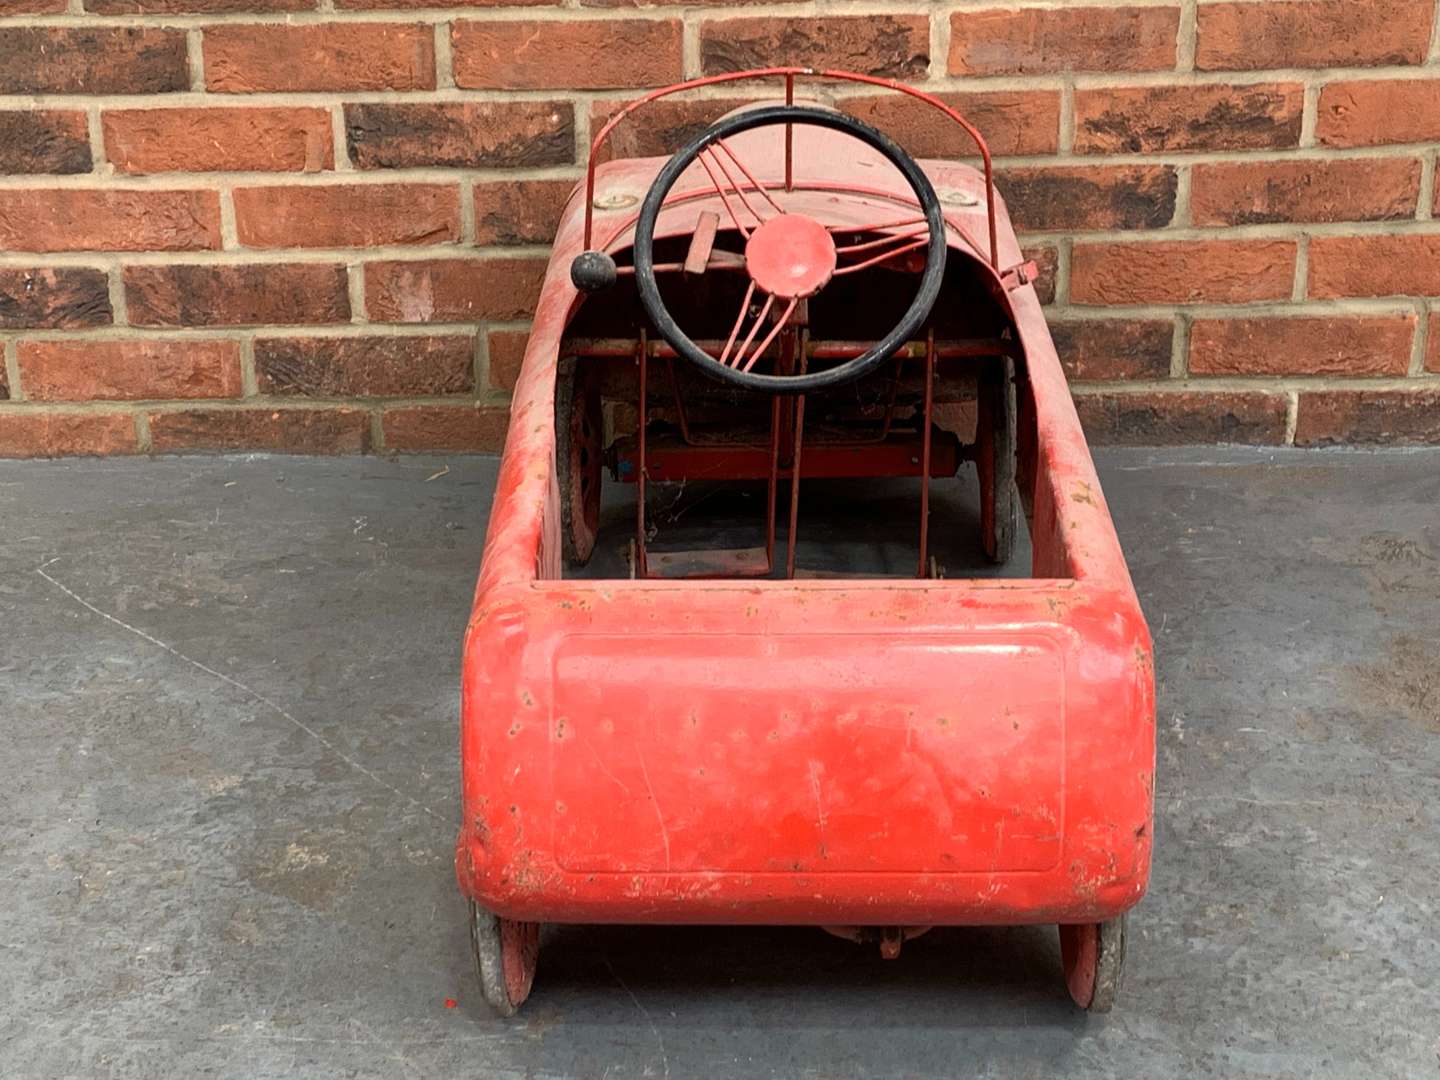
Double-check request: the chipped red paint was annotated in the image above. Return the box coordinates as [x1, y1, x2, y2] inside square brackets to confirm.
[456, 72, 1153, 932]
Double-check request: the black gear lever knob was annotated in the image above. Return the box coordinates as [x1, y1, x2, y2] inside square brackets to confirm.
[570, 251, 618, 293]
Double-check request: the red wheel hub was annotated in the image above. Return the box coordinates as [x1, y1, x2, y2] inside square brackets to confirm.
[744, 213, 836, 300]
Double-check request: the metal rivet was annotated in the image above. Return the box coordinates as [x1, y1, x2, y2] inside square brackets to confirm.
[593, 191, 639, 210]
[940, 188, 981, 208]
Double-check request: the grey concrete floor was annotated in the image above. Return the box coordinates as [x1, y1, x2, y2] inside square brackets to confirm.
[0, 448, 1436, 1079]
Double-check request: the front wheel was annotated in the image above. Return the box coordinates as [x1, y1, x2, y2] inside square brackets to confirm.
[470, 903, 540, 1017]
[555, 356, 602, 568]
[976, 356, 1017, 565]
[1059, 913, 1126, 1013]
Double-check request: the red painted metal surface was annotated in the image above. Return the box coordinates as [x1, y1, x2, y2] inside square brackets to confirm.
[744, 213, 837, 299]
[456, 72, 1154, 933]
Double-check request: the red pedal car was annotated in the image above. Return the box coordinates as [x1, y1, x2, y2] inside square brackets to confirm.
[456, 68, 1155, 1016]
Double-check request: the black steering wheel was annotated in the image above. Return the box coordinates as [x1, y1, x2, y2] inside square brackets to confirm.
[628, 105, 948, 395]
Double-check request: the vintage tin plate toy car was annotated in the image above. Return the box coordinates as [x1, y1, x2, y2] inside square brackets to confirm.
[456, 68, 1155, 1016]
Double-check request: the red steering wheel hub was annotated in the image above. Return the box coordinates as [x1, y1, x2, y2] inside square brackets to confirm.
[744, 213, 837, 301]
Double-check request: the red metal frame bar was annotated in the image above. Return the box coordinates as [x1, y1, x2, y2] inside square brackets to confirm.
[612, 432, 962, 484]
[583, 67, 999, 268]
[568, 336, 1013, 361]
[917, 330, 936, 578]
[597, 180, 990, 268]
[634, 333, 649, 579]
[786, 393, 806, 580]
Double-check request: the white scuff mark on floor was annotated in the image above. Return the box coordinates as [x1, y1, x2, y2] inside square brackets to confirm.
[604, 956, 670, 1080]
[348, 1017, 423, 1080]
[35, 557, 444, 824]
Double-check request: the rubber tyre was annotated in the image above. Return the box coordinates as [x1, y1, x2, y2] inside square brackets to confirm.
[556, 357, 602, 568]
[976, 356, 1017, 565]
[1059, 914, 1126, 1013]
[470, 903, 540, 1017]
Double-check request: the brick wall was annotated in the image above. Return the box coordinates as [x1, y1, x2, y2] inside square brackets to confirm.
[1, 0, 1438, 456]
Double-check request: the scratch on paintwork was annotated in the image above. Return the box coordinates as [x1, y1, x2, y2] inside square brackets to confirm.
[808, 761, 828, 850]
[634, 745, 671, 871]
[35, 559, 444, 823]
[583, 737, 632, 796]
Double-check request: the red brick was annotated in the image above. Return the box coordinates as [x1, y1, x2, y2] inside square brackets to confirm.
[0, 111, 91, 175]
[1071, 240, 1297, 305]
[255, 335, 474, 397]
[1024, 244, 1058, 306]
[1074, 83, 1303, 154]
[1317, 80, 1440, 148]
[1429, 315, 1440, 374]
[452, 19, 681, 90]
[1308, 235, 1440, 299]
[0, 0, 68, 12]
[841, 90, 1061, 158]
[204, 24, 435, 93]
[104, 108, 333, 174]
[347, 101, 574, 169]
[1051, 320, 1174, 381]
[590, 97, 757, 161]
[17, 340, 242, 401]
[0, 190, 221, 253]
[949, 6, 1178, 76]
[487, 329, 528, 391]
[1295, 390, 1440, 446]
[0, 268, 112, 329]
[233, 184, 460, 249]
[382, 403, 510, 452]
[1189, 315, 1417, 377]
[365, 258, 546, 323]
[0, 28, 188, 95]
[125, 264, 350, 327]
[997, 165, 1176, 232]
[339, 0, 550, 8]
[0, 412, 137, 457]
[1191, 158, 1422, 226]
[87, 0, 311, 11]
[1075, 391, 1288, 445]
[474, 180, 575, 246]
[1197, 0, 1433, 71]
[149, 407, 372, 453]
[700, 15, 929, 79]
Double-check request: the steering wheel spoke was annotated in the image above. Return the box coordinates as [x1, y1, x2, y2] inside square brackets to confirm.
[712, 137, 786, 217]
[834, 235, 931, 276]
[695, 152, 755, 237]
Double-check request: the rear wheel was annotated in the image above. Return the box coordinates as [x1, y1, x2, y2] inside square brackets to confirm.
[976, 356, 1017, 565]
[1059, 914, 1126, 1013]
[556, 357, 602, 568]
[470, 903, 540, 1017]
